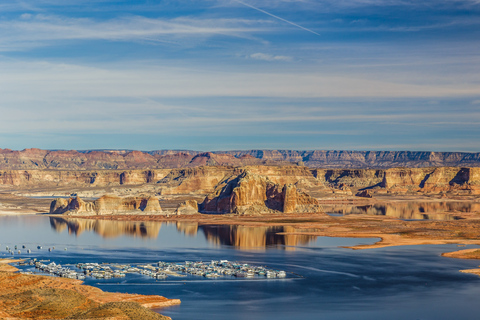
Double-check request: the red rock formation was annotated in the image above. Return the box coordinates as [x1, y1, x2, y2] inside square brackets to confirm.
[49, 195, 163, 215]
[200, 171, 321, 215]
[174, 200, 199, 215]
[0, 169, 170, 187]
[355, 190, 373, 198]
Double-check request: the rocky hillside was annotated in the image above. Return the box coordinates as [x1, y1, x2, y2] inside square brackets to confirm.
[1, 148, 479, 169]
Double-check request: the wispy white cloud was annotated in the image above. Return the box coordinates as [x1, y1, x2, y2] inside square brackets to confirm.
[0, 60, 479, 140]
[0, 14, 270, 51]
[249, 52, 293, 61]
[0, 60, 479, 102]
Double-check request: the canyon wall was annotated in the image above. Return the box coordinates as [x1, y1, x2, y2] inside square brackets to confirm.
[0, 169, 170, 187]
[1, 148, 480, 170]
[2, 165, 480, 196]
[0, 149, 268, 170]
[219, 150, 480, 168]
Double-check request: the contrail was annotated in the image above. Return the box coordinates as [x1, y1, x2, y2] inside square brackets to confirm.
[234, 0, 320, 36]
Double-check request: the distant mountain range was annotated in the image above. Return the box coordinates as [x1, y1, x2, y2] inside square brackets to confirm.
[0, 148, 479, 170]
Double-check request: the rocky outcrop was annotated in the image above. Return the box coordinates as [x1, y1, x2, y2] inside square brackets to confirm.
[50, 197, 95, 214]
[157, 167, 238, 195]
[200, 172, 322, 215]
[157, 165, 321, 195]
[49, 195, 164, 215]
[355, 190, 373, 198]
[174, 200, 199, 215]
[315, 169, 385, 188]
[381, 167, 480, 193]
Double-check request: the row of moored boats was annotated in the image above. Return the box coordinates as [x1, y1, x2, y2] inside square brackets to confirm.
[19, 259, 288, 280]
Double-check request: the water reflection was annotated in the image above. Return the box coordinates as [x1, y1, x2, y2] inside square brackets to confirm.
[323, 201, 474, 220]
[49, 218, 318, 249]
[199, 225, 318, 250]
[49, 217, 162, 238]
[176, 222, 199, 236]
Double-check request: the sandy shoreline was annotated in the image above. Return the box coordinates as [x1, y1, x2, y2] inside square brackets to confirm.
[0, 210, 38, 215]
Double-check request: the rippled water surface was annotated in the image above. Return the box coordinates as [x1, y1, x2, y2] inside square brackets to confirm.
[1, 215, 480, 320]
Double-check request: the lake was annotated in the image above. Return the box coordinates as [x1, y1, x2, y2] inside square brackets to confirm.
[1, 215, 480, 320]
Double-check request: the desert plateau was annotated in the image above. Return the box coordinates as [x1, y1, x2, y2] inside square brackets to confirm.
[2, 150, 480, 319]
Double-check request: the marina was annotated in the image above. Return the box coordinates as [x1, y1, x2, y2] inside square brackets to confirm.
[17, 259, 291, 281]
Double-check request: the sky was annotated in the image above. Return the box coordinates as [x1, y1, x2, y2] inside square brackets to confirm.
[0, 0, 479, 152]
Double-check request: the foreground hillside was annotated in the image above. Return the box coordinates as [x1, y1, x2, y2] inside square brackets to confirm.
[0, 260, 178, 320]
[1, 148, 480, 170]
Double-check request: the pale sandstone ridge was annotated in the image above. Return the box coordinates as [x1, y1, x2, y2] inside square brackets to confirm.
[1, 148, 480, 170]
[50, 195, 164, 216]
[5, 166, 480, 202]
[0, 148, 269, 170]
[381, 167, 480, 194]
[0, 169, 171, 186]
[200, 171, 322, 215]
[222, 150, 480, 168]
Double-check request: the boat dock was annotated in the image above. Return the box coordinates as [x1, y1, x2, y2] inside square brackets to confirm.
[20, 259, 289, 281]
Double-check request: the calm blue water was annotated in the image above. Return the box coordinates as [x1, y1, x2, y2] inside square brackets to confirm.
[1, 215, 480, 320]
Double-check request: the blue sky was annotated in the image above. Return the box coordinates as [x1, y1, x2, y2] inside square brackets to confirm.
[0, 0, 479, 152]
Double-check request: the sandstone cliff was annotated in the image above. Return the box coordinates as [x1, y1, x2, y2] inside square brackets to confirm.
[0, 169, 170, 187]
[157, 165, 321, 195]
[0, 149, 266, 170]
[3, 165, 480, 198]
[157, 167, 238, 195]
[1, 148, 480, 170]
[50, 195, 164, 216]
[220, 150, 480, 168]
[200, 171, 322, 214]
[381, 167, 480, 193]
